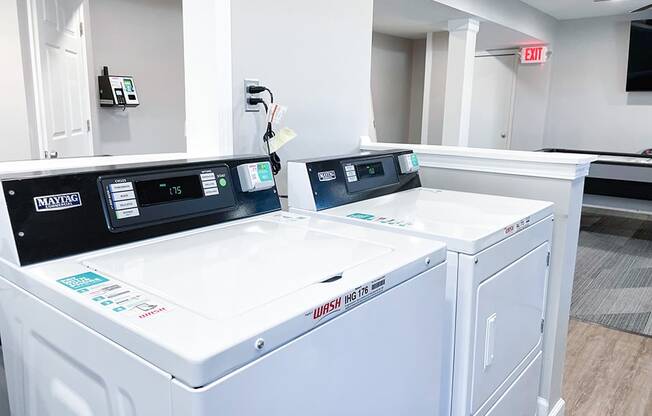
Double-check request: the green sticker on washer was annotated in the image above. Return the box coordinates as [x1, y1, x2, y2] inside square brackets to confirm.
[57, 272, 109, 291]
[347, 213, 375, 221]
[411, 154, 419, 167]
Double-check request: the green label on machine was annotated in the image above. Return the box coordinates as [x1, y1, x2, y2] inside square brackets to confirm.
[411, 154, 419, 167]
[257, 162, 273, 181]
[57, 272, 109, 293]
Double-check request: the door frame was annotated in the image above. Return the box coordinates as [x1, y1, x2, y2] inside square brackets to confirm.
[18, 0, 96, 159]
[473, 49, 519, 150]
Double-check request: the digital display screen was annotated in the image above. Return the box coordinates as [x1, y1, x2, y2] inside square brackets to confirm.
[135, 175, 203, 206]
[123, 78, 134, 92]
[355, 162, 384, 179]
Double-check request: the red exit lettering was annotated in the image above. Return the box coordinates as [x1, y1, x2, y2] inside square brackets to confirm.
[521, 46, 548, 64]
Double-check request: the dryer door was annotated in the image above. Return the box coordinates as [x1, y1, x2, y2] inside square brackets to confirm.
[470, 242, 549, 413]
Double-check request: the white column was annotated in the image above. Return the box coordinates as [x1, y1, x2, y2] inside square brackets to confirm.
[441, 18, 479, 147]
[182, 0, 233, 156]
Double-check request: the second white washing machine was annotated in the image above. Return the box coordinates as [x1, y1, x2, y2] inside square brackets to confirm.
[288, 150, 554, 416]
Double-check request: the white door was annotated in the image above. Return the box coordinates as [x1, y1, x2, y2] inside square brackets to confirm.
[32, 0, 93, 158]
[469, 54, 517, 150]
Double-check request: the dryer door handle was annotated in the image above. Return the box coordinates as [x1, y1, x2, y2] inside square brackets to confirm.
[484, 313, 497, 370]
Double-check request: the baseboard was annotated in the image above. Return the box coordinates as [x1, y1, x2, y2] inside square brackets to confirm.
[548, 398, 566, 416]
[538, 397, 565, 416]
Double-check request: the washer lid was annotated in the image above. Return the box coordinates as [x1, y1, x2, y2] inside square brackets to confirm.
[319, 188, 553, 254]
[83, 219, 392, 321]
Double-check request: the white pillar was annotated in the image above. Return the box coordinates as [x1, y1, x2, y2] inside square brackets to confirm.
[441, 19, 479, 147]
[182, 0, 233, 156]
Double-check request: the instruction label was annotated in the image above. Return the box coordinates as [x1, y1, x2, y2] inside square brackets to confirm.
[57, 272, 171, 320]
[306, 276, 387, 325]
[346, 212, 413, 228]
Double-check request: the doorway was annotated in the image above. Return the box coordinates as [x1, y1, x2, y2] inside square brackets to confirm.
[469, 52, 518, 150]
[27, 0, 94, 158]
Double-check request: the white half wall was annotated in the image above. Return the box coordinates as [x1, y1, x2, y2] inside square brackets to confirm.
[544, 14, 652, 153]
[90, 0, 186, 156]
[0, 0, 34, 162]
[231, 0, 374, 193]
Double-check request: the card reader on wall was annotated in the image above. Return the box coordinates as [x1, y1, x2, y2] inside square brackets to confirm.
[98, 66, 140, 108]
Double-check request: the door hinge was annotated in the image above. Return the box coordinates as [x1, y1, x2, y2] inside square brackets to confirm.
[546, 251, 551, 267]
[541, 318, 545, 334]
[80, 22, 84, 36]
[86, 119, 91, 132]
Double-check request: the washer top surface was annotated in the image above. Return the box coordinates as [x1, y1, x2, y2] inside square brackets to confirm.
[15, 212, 446, 387]
[82, 218, 392, 321]
[313, 188, 553, 255]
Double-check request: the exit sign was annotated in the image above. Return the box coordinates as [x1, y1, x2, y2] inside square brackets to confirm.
[520, 46, 548, 64]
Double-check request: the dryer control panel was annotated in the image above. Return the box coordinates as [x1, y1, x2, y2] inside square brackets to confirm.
[288, 150, 421, 211]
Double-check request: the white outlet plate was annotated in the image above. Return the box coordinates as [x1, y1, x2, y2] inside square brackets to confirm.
[244, 79, 261, 112]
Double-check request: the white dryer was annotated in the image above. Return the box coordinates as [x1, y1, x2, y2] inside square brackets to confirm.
[0, 155, 452, 416]
[288, 150, 554, 416]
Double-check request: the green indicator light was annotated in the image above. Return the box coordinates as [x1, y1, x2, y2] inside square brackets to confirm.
[219, 178, 227, 187]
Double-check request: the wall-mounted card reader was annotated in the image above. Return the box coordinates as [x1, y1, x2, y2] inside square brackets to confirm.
[238, 162, 275, 192]
[99, 66, 140, 108]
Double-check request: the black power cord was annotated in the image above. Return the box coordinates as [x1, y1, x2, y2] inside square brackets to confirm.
[248, 95, 282, 175]
[247, 85, 274, 104]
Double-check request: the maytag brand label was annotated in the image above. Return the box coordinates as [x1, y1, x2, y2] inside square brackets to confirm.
[34, 192, 82, 212]
[317, 170, 336, 182]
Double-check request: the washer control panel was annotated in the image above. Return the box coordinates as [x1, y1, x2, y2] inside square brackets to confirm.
[99, 165, 236, 231]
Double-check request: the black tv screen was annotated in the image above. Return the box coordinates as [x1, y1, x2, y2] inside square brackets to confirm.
[627, 20, 652, 92]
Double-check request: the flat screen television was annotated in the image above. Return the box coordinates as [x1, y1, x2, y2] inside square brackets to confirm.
[627, 20, 652, 92]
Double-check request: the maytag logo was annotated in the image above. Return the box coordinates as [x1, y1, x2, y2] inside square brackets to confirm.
[33, 192, 82, 212]
[317, 170, 336, 182]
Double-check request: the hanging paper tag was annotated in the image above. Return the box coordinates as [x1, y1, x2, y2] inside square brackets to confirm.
[269, 127, 298, 153]
[266, 103, 287, 126]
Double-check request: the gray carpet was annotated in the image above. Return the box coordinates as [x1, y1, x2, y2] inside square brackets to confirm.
[571, 208, 652, 337]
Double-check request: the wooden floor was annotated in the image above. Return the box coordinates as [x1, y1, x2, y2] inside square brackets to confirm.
[563, 319, 652, 416]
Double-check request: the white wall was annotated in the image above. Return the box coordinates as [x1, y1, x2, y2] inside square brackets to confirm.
[90, 0, 186, 156]
[0, 0, 33, 162]
[231, 0, 374, 192]
[511, 60, 552, 150]
[544, 14, 652, 153]
[371, 32, 423, 143]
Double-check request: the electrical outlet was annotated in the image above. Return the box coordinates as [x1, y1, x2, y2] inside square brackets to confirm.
[244, 79, 260, 112]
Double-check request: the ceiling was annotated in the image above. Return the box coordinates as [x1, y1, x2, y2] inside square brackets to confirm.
[373, 0, 471, 35]
[520, 0, 652, 20]
[374, 0, 542, 50]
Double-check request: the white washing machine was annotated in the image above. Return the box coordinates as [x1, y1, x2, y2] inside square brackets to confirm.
[0, 155, 452, 416]
[288, 150, 554, 416]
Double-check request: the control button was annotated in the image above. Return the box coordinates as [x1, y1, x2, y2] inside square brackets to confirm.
[218, 178, 228, 187]
[115, 208, 140, 219]
[112, 191, 136, 202]
[114, 199, 138, 210]
[346, 170, 357, 177]
[200, 172, 216, 181]
[204, 187, 219, 196]
[202, 180, 218, 189]
[345, 165, 355, 172]
[109, 182, 133, 192]
[347, 176, 358, 182]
